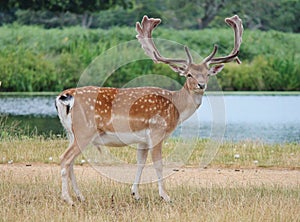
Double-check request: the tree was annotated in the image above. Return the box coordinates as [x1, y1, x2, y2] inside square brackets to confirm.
[6, 0, 130, 28]
[158, 0, 229, 29]
[215, 0, 300, 32]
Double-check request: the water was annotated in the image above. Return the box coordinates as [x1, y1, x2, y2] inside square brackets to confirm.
[0, 94, 299, 143]
[183, 95, 300, 143]
[0, 95, 63, 136]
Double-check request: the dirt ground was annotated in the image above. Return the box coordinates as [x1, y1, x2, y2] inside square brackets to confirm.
[1, 163, 299, 188]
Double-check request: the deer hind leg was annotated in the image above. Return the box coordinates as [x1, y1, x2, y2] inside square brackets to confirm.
[60, 143, 78, 205]
[151, 142, 171, 202]
[60, 138, 89, 205]
[131, 143, 149, 200]
[69, 159, 85, 202]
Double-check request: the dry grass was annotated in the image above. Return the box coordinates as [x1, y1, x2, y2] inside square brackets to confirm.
[0, 137, 299, 221]
[0, 164, 299, 222]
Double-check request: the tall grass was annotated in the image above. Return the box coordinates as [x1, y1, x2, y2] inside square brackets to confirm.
[0, 25, 299, 92]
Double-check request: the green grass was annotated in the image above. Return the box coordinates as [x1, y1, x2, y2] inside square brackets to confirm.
[1, 136, 299, 169]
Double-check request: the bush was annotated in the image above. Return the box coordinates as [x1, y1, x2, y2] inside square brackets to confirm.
[0, 25, 299, 92]
[219, 55, 300, 91]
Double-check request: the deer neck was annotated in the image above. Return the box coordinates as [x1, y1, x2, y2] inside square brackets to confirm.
[172, 83, 203, 122]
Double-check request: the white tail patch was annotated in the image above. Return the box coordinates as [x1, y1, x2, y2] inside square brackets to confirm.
[56, 94, 75, 144]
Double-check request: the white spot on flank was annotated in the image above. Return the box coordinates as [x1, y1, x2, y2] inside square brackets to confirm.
[90, 106, 94, 110]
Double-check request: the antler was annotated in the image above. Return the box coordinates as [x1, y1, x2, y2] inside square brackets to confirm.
[136, 16, 192, 74]
[136, 15, 243, 73]
[206, 15, 243, 65]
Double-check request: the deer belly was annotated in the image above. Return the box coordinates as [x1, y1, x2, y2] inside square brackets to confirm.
[93, 130, 148, 147]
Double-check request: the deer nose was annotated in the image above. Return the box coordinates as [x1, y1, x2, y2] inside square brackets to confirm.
[198, 83, 206, 89]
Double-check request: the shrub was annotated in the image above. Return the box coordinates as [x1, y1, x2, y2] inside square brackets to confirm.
[0, 26, 299, 92]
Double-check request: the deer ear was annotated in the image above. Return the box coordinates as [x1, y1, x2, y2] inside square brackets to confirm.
[209, 64, 224, 76]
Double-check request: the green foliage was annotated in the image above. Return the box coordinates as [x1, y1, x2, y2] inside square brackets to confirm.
[2, 0, 299, 32]
[219, 55, 300, 91]
[0, 25, 299, 92]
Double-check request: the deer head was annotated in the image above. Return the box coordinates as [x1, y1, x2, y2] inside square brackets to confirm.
[136, 15, 243, 93]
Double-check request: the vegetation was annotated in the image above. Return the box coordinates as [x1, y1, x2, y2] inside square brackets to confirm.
[0, 1, 299, 92]
[1, 131, 299, 168]
[0, 132, 299, 221]
[0, 25, 299, 92]
[1, 0, 299, 32]
[1, 167, 299, 221]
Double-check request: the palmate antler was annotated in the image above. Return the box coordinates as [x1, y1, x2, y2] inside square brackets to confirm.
[136, 15, 243, 74]
[207, 15, 243, 65]
[136, 16, 192, 74]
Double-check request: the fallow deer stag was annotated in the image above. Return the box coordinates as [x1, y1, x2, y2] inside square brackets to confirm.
[56, 15, 243, 204]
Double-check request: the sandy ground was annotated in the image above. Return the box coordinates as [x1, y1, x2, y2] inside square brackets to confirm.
[1, 163, 299, 188]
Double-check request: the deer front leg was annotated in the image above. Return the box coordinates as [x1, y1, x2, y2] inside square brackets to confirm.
[131, 144, 149, 200]
[151, 142, 170, 202]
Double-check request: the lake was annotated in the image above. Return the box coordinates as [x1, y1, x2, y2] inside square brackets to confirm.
[0, 93, 299, 144]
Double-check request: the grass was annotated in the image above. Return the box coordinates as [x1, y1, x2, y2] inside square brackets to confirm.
[0, 164, 299, 222]
[1, 136, 299, 169]
[0, 134, 299, 221]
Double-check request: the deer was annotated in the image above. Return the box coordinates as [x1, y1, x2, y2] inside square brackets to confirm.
[55, 15, 243, 205]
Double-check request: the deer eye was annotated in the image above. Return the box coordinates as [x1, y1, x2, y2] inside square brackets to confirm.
[187, 73, 192, 78]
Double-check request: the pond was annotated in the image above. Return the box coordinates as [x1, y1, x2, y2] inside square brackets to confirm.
[0, 93, 299, 144]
